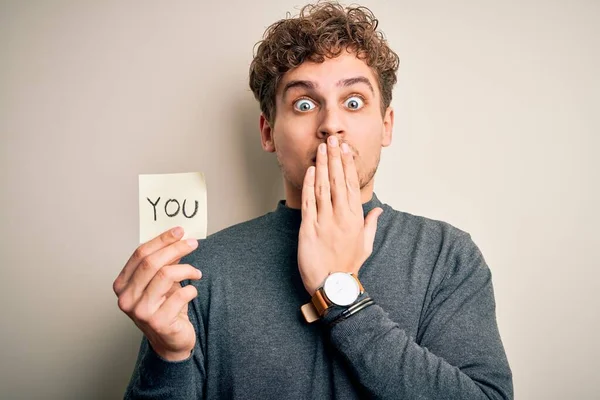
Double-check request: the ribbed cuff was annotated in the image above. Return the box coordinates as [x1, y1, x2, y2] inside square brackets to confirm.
[138, 344, 195, 388]
[326, 301, 382, 345]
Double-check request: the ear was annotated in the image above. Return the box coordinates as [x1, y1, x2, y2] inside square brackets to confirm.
[381, 106, 394, 147]
[259, 114, 276, 153]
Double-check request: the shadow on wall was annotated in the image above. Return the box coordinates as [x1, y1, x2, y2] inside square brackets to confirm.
[235, 94, 284, 216]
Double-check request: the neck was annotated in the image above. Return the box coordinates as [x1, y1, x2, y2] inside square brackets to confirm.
[283, 178, 375, 209]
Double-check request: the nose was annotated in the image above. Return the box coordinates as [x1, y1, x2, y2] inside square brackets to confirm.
[317, 106, 345, 140]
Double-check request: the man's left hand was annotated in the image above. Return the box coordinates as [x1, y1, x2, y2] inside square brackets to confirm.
[298, 135, 383, 295]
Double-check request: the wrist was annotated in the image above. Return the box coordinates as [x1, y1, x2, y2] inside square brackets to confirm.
[303, 272, 329, 296]
[301, 272, 365, 323]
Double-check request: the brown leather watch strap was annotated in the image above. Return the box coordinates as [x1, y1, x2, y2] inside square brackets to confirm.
[311, 289, 330, 316]
[301, 273, 365, 324]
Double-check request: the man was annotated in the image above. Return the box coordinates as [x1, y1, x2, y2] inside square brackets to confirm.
[115, 2, 513, 399]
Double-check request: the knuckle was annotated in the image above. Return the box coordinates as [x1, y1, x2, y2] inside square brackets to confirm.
[132, 246, 149, 263]
[302, 198, 312, 210]
[330, 176, 342, 187]
[160, 230, 172, 243]
[138, 258, 156, 273]
[317, 183, 330, 196]
[155, 266, 171, 282]
[112, 277, 122, 296]
[117, 294, 132, 314]
[173, 286, 188, 301]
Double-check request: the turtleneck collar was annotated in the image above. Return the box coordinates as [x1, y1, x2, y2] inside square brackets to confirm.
[271, 192, 384, 234]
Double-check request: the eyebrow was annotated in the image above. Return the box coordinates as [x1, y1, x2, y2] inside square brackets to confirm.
[338, 76, 375, 95]
[281, 76, 375, 100]
[282, 80, 317, 100]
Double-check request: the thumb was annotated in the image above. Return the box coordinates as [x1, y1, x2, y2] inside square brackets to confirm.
[363, 207, 383, 251]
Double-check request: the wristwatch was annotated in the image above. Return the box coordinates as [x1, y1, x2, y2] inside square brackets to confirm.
[301, 272, 364, 323]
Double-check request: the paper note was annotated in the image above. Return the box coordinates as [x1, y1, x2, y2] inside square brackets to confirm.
[139, 172, 207, 243]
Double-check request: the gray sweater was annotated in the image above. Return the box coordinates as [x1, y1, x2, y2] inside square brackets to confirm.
[125, 194, 513, 399]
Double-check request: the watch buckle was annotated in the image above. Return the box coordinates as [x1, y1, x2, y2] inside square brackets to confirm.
[301, 302, 320, 323]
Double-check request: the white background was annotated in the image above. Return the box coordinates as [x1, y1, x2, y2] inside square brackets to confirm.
[1, 0, 598, 398]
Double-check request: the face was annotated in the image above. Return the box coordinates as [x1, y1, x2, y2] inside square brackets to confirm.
[260, 51, 394, 202]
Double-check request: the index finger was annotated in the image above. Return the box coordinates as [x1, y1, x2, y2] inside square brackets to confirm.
[340, 142, 362, 214]
[113, 226, 184, 295]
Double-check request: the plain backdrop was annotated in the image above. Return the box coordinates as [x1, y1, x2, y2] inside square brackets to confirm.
[1, 0, 598, 398]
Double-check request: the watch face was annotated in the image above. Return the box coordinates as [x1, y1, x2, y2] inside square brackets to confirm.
[323, 272, 360, 306]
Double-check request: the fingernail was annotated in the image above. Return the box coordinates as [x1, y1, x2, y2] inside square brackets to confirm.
[309, 166, 315, 176]
[172, 227, 183, 237]
[341, 143, 349, 153]
[186, 239, 198, 248]
[319, 143, 326, 154]
[328, 136, 338, 147]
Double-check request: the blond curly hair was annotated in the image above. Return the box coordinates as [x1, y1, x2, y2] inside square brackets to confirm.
[249, 1, 400, 125]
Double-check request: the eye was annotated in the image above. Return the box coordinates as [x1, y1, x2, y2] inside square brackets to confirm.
[344, 96, 364, 110]
[294, 98, 316, 112]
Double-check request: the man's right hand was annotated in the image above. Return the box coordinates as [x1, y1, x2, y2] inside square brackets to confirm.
[113, 226, 202, 361]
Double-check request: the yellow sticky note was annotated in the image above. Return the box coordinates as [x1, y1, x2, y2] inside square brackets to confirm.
[138, 172, 207, 243]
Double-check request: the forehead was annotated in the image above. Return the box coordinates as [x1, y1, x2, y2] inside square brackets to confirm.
[277, 52, 379, 96]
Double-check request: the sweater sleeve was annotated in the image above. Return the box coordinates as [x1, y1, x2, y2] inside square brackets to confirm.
[123, 281, 206, 399]
[323, 234, 513, 400]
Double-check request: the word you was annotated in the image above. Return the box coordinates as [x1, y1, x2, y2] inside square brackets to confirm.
[146, 197, 199, 221]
